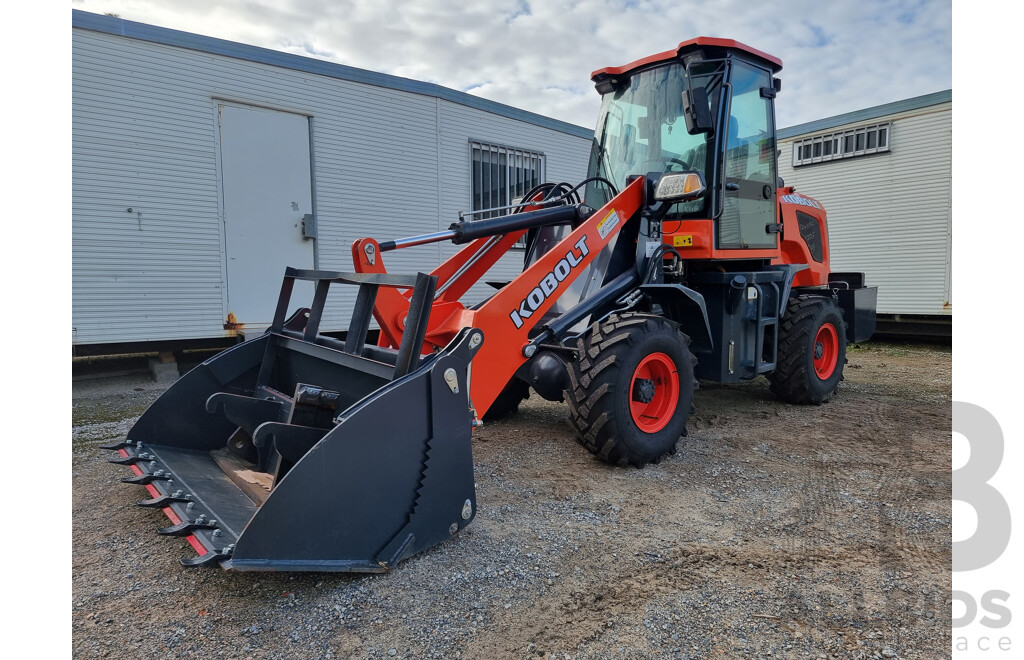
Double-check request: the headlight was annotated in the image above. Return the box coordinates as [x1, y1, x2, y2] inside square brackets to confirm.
[654, 172, 706, 202]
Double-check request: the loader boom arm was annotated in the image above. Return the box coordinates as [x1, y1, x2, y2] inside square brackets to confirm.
[353, 177, 646, 415]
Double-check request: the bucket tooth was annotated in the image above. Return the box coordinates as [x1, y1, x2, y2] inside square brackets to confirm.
[122, 472, 170, 485]
[180, 547, 232, 568]
[109, 454, 145, 466]
[158, 518, 219, 536]
[137, 492, 191, 508]
[99, 440, 132, 451]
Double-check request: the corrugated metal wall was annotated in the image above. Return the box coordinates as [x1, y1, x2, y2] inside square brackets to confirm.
[777, 102, 952, 316]
[73, 32, 228, 343]
[437, 100, 593, 304]
[72, 24, 591, 345]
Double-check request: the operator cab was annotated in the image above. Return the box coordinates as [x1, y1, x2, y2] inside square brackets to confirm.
[588, 38, 783, 252]
[520, 38, 785, 332]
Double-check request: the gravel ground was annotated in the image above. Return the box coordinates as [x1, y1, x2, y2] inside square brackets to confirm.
[71, 340, 951, 659]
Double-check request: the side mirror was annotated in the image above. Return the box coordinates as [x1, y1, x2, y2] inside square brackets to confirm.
[654, 172, 707, 202]
[681, 87, 713, 135]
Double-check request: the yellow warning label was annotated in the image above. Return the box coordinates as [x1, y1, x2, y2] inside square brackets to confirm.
[673, 235, 694, 247]
[597, 209, 620, 239]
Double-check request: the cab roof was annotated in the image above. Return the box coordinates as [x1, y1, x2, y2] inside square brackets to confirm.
[591, 37, 783, 83]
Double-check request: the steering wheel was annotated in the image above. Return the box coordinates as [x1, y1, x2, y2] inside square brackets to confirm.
[665, 158, 691, 171]
[641, 158, 692, 175]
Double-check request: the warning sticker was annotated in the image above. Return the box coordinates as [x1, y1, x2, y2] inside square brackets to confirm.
[673, 235, 694, 247]
[597, 209, 620, 239]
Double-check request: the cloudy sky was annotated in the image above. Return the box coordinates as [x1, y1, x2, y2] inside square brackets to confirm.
[70, 0, 951, 131]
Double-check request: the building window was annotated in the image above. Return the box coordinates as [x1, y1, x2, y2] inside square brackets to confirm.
[470, 141, 545, 220]
[792, 122, 891, 166]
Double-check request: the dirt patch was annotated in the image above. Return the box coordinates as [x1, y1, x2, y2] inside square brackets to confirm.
[72, 341, 950, 659]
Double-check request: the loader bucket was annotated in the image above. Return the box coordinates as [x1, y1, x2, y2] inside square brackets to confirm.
[104, 268, 483, 571]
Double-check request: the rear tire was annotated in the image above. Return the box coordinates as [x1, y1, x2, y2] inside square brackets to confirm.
[769, 295, 847, 405]
[566, 313, 695, 467]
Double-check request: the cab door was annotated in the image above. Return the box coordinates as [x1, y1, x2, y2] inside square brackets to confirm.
[718, 61, 778, 250]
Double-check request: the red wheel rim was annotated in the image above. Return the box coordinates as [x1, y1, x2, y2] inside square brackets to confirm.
[629, 353, 679, 433]
[813, 323, 839, 379]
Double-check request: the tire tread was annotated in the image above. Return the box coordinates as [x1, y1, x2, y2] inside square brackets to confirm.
[768, 295, 847, 405]
[566, 312, 695, 466]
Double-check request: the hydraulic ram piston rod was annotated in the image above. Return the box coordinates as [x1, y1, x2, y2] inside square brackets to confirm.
[378, 205, 582, 252]
[378, 230, 458, 252]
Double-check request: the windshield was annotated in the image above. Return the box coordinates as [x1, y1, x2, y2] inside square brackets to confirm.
[586, 62, 717, 212]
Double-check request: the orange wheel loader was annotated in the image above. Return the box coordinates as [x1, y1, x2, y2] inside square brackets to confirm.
[105, 37, 877, 571]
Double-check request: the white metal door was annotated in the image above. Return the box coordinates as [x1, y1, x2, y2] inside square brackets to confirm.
[219, 103, 314, 328]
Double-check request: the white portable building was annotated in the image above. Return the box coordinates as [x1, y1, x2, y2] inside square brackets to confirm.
[777, 91, 952, 335]
[72, 10, 592, 349]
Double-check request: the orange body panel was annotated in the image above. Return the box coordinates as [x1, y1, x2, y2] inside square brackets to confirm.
[661, 219, 779, 261]
[772, 188, 830, 287]
[353, 195, 549, 352]
[452, 180, 644, 413]
[659, 189, 831, 286]
[352, 230, 527, 352]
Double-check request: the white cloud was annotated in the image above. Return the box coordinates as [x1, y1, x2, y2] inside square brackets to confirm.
[72, 0, 950, 129]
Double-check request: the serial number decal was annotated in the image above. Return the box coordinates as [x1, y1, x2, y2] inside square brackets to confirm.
[672, 235, 694, 247]
[509, 235, 590, 329]
[780, 194, 823, 210]
[596, 209, 620, 239]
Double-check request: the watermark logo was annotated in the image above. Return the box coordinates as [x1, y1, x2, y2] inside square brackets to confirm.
[953, 402, 1011, 572]
[953, 402, 1013, 654]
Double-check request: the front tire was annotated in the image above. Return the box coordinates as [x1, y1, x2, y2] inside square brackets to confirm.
[769, 295, 847, 404]
[566, 313, 695, 467]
